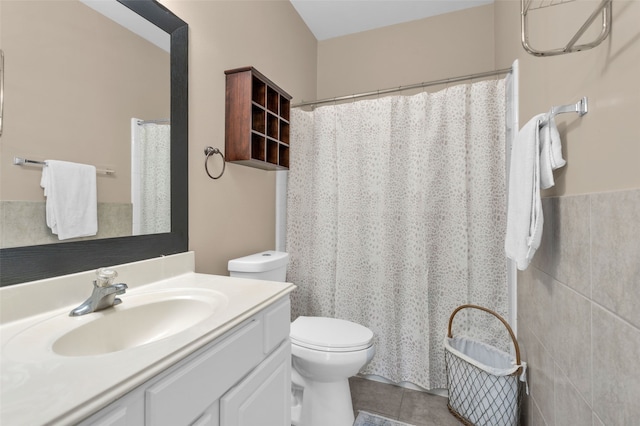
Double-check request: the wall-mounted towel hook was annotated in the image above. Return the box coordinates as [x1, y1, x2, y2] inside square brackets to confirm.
[204, 146, 225, 179]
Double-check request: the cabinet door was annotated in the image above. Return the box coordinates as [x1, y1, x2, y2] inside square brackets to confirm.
[146, 319, 263, 426]
[220, 340, 291, 426]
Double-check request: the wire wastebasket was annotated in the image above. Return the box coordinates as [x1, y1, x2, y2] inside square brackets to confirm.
[444, 304, 527, 426]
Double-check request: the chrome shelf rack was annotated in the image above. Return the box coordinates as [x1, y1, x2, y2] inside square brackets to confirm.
[521, 0, 613, 57]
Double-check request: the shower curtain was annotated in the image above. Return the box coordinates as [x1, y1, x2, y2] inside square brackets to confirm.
[131, 119, 171, 235]
[286, 79, 509, 390]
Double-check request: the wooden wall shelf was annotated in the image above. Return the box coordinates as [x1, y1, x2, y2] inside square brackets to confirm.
[225, 67, 291, 170]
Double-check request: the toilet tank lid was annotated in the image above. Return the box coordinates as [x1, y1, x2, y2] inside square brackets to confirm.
[228, 251, 289, 273]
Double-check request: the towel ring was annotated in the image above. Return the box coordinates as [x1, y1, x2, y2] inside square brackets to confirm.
[204, 146, 225, 179]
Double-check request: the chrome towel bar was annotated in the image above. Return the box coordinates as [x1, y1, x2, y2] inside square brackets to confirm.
[539, 97, 588, 127]
[13, 157, 115, 176]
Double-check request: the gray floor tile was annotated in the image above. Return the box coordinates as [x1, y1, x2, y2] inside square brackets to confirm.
[398, 389, 459, 426]
[349, 377, 461, 426]
[350, 377, 405, 420]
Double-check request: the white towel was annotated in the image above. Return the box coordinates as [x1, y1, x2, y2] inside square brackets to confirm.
[505, 114, 545, 270]
[539, 113, 566, 189]
[40, 160, 98, 240]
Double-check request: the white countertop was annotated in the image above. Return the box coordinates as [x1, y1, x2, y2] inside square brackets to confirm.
[0, 253, 295, 425]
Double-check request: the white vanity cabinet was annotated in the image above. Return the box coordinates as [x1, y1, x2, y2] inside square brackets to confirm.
[220, 340, 290, 426]
[78, 297, 291, 426]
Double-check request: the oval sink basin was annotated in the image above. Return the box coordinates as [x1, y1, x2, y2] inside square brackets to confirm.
[54, 297, 216, 356]
[4, 288, 228, 358]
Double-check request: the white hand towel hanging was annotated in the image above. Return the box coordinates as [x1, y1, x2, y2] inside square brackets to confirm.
[40, 160, 98, 240]
[505, 114, 545, 270]
[539, 113, 566, 189]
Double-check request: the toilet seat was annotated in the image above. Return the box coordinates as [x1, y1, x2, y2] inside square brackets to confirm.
[290, 316, 373, 352]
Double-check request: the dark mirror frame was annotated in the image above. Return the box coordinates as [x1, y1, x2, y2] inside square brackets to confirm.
[0, 0, 188, 287]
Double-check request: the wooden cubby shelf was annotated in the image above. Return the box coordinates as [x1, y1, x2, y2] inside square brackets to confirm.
[225, 67, 292, 170]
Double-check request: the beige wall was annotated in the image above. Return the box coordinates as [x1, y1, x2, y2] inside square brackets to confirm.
[495, 0, 640, 195]
[316, 0, 640, 195]
[317, 4, 496, 100]
[159, 0, 317, 276]
[0, 0, 169, 204]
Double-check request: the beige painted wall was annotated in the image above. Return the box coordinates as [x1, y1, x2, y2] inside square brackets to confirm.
[159, 0, 317, 276]
[316, 4, 495, 100]
[495, 0, 640, 195]
[0, 0, 169, 203]
[317, 0, 640, 195]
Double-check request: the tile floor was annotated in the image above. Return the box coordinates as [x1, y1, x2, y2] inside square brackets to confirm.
[349, 377, 461, 426]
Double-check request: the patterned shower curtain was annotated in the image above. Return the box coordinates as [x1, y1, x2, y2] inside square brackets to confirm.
[131, 121, 171, 235]
[286, 79, 509, 390]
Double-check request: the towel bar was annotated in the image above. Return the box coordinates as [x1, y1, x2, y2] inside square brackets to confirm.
[552, 96, 588, 117]
[539, 97, 588, 127]
[13, 157, 115, 175]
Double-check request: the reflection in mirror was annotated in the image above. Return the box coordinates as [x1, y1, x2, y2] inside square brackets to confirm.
[0, 0, 170, 248]
[0, 0, 188, 286]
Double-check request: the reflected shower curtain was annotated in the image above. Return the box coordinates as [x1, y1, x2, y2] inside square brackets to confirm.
[286, 80, 509, 390]
[131, 120, 171, 235]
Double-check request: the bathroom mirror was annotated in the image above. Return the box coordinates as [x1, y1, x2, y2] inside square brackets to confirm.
[0, 0, 188, 286]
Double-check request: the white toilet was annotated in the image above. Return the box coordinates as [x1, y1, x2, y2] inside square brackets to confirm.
[228, 251, 375, 426]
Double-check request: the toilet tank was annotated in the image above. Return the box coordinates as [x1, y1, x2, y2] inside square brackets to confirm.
[228, 251, 289, 282]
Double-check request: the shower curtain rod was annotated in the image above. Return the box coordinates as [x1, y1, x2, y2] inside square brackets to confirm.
[136, 119, 170, 125]
[292, 67, 512, 108]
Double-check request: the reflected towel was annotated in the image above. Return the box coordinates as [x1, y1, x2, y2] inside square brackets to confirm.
[505, 114, 545, 271]
[40, 160, 97, 240]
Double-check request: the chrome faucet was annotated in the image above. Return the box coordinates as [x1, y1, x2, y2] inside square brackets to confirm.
[69, 268, 128, 316]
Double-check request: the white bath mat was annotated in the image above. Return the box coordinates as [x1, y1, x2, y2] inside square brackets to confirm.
[353, 411, 416, 426]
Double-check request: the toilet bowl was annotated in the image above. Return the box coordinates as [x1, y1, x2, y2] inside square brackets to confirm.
[290, 316, 374, 426]
[228, 251, 376, 426]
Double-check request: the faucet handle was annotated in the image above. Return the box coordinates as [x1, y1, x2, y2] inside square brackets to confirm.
[96, 268, 118, 287]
